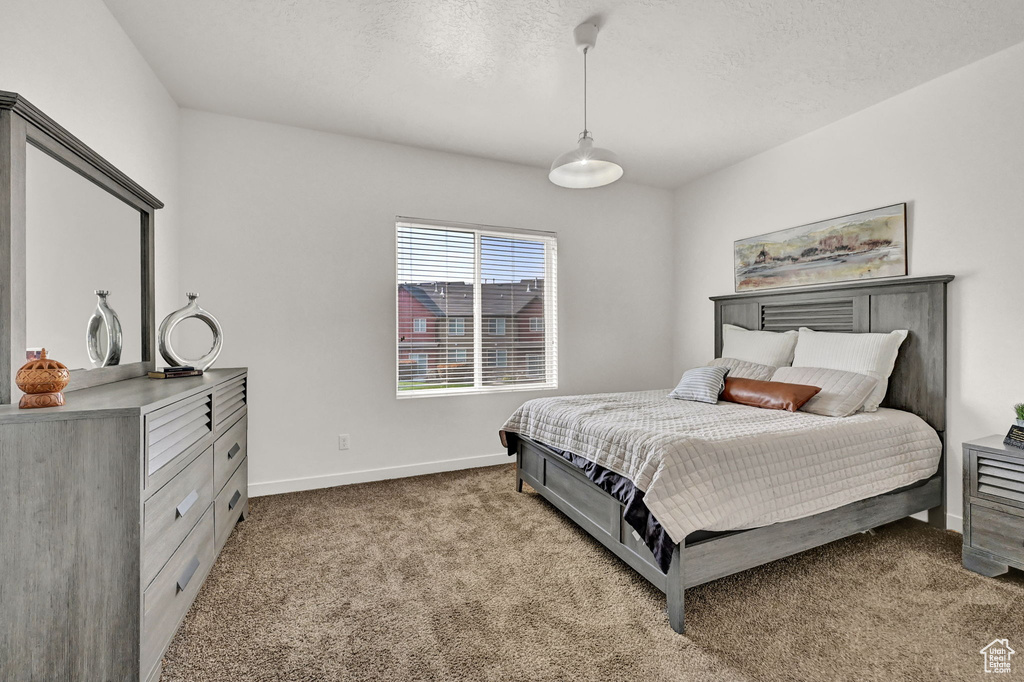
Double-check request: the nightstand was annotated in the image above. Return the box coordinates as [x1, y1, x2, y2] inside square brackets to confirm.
[963, 435, 1024, 577]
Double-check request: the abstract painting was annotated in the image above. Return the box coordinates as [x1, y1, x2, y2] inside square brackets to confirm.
[734, 203, 907, 292]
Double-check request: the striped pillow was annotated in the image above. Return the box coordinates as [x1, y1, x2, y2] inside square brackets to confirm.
[791, 327, 908, 412]
[668, 366, 729, 404]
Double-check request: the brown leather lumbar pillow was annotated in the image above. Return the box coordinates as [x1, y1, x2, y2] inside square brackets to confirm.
[721, 377, 821, 412]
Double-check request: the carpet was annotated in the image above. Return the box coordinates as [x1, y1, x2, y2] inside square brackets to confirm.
[161, 464, 1024, 681]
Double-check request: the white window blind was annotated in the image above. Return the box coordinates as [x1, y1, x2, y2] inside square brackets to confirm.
[396, 219, 557, 397]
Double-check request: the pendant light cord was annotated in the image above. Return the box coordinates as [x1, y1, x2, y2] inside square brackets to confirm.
[582, 47, 589, 137]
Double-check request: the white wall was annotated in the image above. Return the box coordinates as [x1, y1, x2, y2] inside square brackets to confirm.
[673, 41, 1024, 531]
[1, 0, 181, 323]
[178, 110, 675, 495]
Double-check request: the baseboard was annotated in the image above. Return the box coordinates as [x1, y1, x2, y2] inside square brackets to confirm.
[909, 510, 962, 533]
[248, 452, 511, 497]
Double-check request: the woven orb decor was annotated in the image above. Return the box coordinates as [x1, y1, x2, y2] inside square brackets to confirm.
[16, 348, 71, 409]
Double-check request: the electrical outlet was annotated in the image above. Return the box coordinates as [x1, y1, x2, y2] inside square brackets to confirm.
[338, 434, 350, 451]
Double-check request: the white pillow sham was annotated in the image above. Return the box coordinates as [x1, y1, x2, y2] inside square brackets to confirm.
[791, 327, 908, 412]
[708, 357, 776, 382]
[771, 366, 878, 417]
[721, 324, 799, 367]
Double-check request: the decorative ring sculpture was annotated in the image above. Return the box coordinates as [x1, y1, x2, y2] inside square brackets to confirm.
[86, 290, 123, 367]
[158, 292, 224, 370]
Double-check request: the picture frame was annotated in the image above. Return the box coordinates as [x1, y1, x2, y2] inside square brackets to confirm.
[734, 203, 908, 292]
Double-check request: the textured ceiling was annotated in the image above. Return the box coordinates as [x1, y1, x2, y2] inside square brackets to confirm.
[102, 0, 1024, 188]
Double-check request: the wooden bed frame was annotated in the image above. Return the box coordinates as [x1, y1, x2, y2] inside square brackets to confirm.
[509, 275, 954, 633]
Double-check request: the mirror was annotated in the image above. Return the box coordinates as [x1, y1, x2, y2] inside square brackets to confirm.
[25, 144, 142, 370]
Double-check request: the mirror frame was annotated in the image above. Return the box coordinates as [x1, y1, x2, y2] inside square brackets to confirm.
[0, 91, 163, 403]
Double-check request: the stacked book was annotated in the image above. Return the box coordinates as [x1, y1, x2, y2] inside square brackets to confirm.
[148, 366, 204, 379]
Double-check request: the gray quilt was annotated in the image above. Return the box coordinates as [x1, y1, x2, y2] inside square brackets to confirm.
[501, 390, 941, 542]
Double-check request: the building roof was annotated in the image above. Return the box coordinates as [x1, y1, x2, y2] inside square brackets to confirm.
[401, 280, 543, 317]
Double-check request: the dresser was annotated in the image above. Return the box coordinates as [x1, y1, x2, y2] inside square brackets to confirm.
[962, 435, 1024, 578]
[0, 368, 249, 682]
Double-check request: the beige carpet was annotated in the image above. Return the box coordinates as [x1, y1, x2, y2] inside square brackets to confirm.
[161, 464, 1024, 681]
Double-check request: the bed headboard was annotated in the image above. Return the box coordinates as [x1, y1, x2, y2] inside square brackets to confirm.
[710, 275, 954, 434]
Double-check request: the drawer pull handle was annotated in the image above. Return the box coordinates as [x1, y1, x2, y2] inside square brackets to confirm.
[176, 557, 201, 593]
[229, 489, 242, 511]
[227, 443, 241, 460]
[176, 490, 200, 518]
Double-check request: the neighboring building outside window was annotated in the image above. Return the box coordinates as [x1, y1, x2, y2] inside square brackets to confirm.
[526, 353, 543, 376]
[396, 219, 557, 396]
[408, 353, 429, 377]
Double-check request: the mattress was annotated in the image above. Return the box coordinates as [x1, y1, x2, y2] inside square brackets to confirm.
[501, 390, 942, 544]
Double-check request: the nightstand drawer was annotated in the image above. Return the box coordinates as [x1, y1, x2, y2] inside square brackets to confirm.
[971, 504, 1024, 565]
[970, 448, 1024, 510]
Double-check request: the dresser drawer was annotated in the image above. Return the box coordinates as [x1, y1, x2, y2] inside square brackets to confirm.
[142, 447, 214, 587]
[215, 456, 248, 552]
[214, 375, 247, 434]
[214, 415, 247, 495]
[970, 504, 1024, 565]
[142, 506, 215, 678]
[146, 391, 213, 492]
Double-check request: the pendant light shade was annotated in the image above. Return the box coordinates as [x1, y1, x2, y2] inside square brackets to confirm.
[549, 22, 623, 189]
[549, 133, 623, 188]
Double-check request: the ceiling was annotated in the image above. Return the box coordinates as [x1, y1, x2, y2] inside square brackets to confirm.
[102, 0, 1024, 188]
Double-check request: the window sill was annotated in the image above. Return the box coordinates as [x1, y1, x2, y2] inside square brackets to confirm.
[395, 382, 557, 399]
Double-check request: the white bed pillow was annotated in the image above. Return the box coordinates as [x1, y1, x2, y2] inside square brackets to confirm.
[708, 357, 776, 382]
[721, 324, 799, 367]
[791, 327, 908, 412]
[771, 366, 878, 417]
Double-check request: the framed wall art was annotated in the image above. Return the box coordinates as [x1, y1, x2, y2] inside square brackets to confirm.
[734, 203, 907, 292]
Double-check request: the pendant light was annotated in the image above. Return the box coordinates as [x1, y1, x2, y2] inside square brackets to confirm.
[549, 22, 623, 189]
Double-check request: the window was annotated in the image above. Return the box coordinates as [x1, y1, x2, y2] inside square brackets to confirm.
[448, 318, 466, 336]
[526, 354, 543, 376]
[397, 218, 557, 396]
[407, 353, 429, 379]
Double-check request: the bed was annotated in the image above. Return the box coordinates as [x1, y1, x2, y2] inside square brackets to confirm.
[502, 275, 953, 633]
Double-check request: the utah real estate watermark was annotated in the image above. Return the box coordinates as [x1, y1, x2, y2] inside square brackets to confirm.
[981, 639, 1016, 674]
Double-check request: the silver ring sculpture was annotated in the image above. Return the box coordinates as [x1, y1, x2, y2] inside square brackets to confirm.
[86, 290, 123, 367]
[158, 292, 224, 370]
